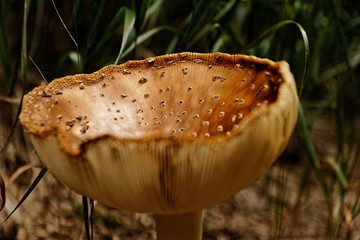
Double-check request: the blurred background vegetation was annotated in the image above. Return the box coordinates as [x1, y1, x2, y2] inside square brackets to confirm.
[0, 0, 359, 239]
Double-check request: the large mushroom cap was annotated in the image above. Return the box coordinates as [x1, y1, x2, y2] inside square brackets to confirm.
[20, 52, 298, 215]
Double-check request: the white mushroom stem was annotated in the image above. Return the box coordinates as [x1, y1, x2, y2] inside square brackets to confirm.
[154, 211, 203, 240]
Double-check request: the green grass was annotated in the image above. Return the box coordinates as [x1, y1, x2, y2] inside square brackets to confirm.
[0, 0, 360, 239]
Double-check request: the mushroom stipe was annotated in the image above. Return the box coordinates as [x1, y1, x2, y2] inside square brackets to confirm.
[20, 52, 298, 240]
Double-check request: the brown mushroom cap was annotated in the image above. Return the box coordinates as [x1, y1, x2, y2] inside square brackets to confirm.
[20, 52, 298, 214]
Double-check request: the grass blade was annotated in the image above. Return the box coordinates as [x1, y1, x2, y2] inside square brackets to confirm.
[51, 0, 81, 72]
[90, 199, 94, 238]
[298, 103, 320, 168]
[211, 33, 226, 52]
[89, 7, 133, 63]
[0, 0, 12, 93]
[243, 20, 309, 97]
[71, 0, 81, 73]
[324, 157, 348, 190]
[180, 0, 214, 48]
[57, 51, 83, 75]
[213, 0, 238, 23]
[132, 0, 151, 32]
[51, 0, 78, 48]
[0, 174, 4, 212]
[29, 56, 48, 84]
[122, 25, 177, 58]
[29, 0, 45, 57]
[21, 0, 31, 87]
[187, 0, 238, 50]
[114, 8, 136, 64]
[81, 196, 95, 240]
[271, 161, 288, 239]
[144, 0, 164, 22]
[0, 95, 23, 154]
[165, 35, 180, 54]
[187, 23, 215, 49]
[1, 167, 48, 224]
[86, 0, 106, 48]
[331, 0, 359, 99]
[82, 196, 92, 240]
[335, 80, 345, 163]
[0, 0, 31, 153]
[298, 103, 329, 199]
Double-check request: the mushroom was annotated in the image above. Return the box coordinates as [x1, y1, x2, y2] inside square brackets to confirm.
[19, 52, 298, 239]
